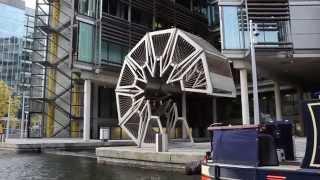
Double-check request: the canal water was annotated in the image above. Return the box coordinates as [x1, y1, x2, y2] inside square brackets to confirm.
[0, 151, 200, 180]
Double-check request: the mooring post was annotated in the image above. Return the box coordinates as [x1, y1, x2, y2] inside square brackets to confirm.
[156, 133, 162, 152]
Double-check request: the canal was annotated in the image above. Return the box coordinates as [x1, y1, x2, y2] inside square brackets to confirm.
[0, 151, 200, 180]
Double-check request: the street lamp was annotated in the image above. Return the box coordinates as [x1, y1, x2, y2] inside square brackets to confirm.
[249, 20, 260, 125]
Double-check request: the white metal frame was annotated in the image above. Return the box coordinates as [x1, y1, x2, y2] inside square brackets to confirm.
[115, 28, 235, 147]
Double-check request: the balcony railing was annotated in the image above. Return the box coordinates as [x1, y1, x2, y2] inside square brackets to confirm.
[221, 0, 292, 52]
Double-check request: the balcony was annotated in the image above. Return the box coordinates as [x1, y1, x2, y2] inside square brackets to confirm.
[220, 0, 293, 57]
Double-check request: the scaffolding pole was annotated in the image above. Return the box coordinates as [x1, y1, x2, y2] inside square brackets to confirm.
[71, 73, 81, 137]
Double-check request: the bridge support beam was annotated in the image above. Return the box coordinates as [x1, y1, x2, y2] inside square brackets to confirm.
[182, 92, 187, 139]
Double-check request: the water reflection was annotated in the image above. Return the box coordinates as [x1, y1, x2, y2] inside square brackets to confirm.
[0, 151, 199, 180]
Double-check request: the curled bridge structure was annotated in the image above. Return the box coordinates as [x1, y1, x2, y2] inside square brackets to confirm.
[115, 28, 236, 147]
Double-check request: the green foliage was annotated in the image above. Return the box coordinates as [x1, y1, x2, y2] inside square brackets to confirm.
[0, 80, 21, 120]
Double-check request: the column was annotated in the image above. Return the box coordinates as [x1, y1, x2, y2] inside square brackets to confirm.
[274, 81, 282, 121]
[83, 79, 91, 141]
[92, 84, 99, 139]
[297, 87, 305, 136]
[240, 69, 250, 125]
[212, 97, 217, 123]
[182, 92, 187, 139]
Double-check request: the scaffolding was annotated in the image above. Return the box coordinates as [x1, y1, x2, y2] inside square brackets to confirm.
[19, 13, 35, 138]
[28, 0, 83, 138]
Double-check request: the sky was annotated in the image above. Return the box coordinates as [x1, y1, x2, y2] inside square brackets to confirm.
[24, 0, 36, 9]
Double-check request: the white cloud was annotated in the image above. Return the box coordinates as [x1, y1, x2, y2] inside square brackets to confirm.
[24, 0, 36, 9]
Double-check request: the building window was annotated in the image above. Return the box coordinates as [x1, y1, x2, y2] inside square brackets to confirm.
[131, 7, 153, 28]
[153, 12, 175, 30]
[119, 3, 128, 20]
[78, 22, 94, 63]
[176, 0, 191, 9]
[102, 0, 128, 20]
[207, 3, 219, 27]
[108, 0, 117, 16]
[101, 40, 128, 65]
[192, 0, 208, 17]
[222, 6, 248, 49]
[254, 23, 280, 46]
[79, 0, 96, 17]
[109, 43, 122, 63]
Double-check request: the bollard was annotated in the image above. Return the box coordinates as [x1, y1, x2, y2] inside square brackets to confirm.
[156, 133, 168, 152]
[162, 133, 168, 152]
[156, 133, 162, 152]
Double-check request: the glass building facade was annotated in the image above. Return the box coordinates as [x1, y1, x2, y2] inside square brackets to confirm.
[0, 0, 34, 138]
[76, 0, 211, 68]
[0, 2, 32, 94]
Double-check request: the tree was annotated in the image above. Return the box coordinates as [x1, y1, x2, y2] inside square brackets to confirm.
[0, 80, 21, 120]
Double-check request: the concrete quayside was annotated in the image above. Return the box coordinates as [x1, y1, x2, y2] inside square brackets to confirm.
[0, 137, 307, 172]
[0, 136, 308, 174]
[0, 138, 134, 152]
[96, 142, 208, 172]
[96, 138, 306, 172]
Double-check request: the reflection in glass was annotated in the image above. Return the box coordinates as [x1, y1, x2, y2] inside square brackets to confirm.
[109, 43, 121, 63]
[101, 41, 108, 62]
[0, 3, 27, 91]
[79, 0, 96, 17]
[101, 40, 128, 65]
[222, 6, 248, 49]
[207, 3, 219, 27]
[192, 0, 208, 17]
[102, 0, 129, 21]
[131, 7, 153, 28]
[0, 4, 25, 38]
[221, 6, 290, 49]
[78, 22, 94, 63]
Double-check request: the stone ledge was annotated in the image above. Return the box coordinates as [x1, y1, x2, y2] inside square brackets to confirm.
[96, 145, 206, 171]
[0, 139, 135, 152]
[97, 157, 186, 172]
